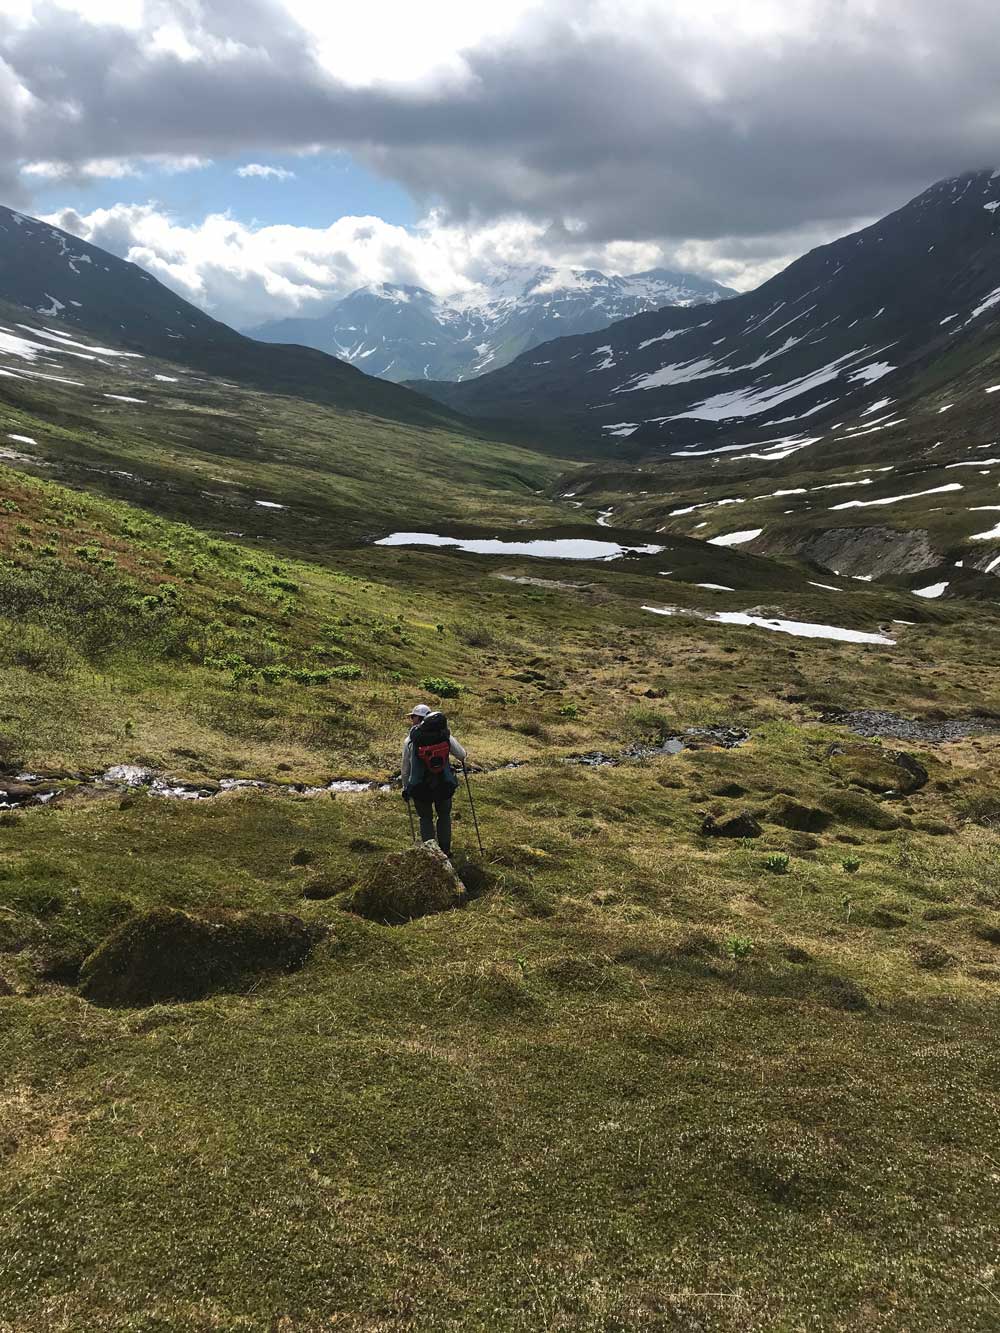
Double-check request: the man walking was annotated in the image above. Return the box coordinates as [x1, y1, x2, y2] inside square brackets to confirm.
[401, 704, 467, 856]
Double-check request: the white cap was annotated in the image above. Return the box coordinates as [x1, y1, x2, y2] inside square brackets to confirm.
[408, 703, 432, 718]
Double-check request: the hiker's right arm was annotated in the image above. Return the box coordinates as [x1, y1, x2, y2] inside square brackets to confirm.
[401, 740, 411, 788]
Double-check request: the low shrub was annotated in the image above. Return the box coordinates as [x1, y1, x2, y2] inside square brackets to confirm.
[420, 676, 462, 698]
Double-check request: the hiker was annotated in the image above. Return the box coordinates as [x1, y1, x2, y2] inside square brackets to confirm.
[401, 704, 467, 855]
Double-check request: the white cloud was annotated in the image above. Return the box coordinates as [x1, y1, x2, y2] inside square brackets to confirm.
[236, 163, 296, 181]
[22, 157, 138, 180]
[281, 0, 539, 89]
[43, 200, 740, 327]
[19, 153, 210, 181]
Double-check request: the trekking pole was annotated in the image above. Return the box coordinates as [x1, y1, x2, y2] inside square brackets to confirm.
[461, 762, 485, 856]
[405, 796, 417, 843]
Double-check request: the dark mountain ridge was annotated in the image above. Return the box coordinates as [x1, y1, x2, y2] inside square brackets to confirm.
[0, 205, 461, 427]
[417, 171, 1000, 453]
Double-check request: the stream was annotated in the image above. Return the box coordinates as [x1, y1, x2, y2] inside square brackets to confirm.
[0, 765, 384, 811]
[1, 726, 754, 812]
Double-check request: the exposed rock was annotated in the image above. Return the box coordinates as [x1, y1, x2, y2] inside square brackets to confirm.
[0, 781, 36, 802]
[768, 525, 941, 578]
[975, 924, 1000, 947]
[824, 709, 1000, 744]
[766, 798, 834, 833]
[827, 743, 928, 796]
[79, 907, 322, 1007]
[784, 946, 812, 964]
[346, 842, 466, 924]
[701, 811, 763, 839]
[102, 765, 156, 787]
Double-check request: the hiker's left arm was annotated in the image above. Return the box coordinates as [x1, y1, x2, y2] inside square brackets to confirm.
[450, 737, 467, 764]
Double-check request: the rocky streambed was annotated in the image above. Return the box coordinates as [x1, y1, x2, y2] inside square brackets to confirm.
[0, 765, 385, 811]
[2, 728, 751, 811]
[822, 710, 1000, 743]
[568, 725, 750, 768]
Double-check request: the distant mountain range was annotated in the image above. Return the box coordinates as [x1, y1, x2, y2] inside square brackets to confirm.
[417, 171, 1000, 453]
[247, 266, 735, 383]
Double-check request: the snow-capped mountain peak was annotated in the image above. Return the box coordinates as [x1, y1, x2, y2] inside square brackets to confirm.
[249, 264, 735, 382]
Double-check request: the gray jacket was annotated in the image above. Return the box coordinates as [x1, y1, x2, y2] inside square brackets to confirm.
[401, 733, 467, 788]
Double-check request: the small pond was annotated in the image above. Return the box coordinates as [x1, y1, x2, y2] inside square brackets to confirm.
[375, 532, 664, 560]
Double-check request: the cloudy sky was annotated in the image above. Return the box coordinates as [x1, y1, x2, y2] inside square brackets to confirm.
[1, 0, 998, 327]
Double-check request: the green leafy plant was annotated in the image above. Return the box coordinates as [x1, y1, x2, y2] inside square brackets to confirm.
[842, 856, 862, 873]
[726, 935, 754, 962]
[763, 852, 790, 874]
[421, 676, 462, 698]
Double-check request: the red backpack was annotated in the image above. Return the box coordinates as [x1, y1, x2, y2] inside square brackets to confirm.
[411, 712, 452, 785]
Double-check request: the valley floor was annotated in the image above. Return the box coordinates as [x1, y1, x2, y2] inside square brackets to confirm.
[2, 460, 1000, 1329]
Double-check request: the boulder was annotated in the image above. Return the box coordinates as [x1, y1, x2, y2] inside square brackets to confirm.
[0, 781, 32, 801]
[827, 743, 928, 796]
[346, 842, 466, 924]
[701, 811, 763, 839]
[79, 907, 322, 1007]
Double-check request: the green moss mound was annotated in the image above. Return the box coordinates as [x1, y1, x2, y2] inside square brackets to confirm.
[828, 743, 928, 795]
[824, 790, 901, 830]
[701, 811, 763, 838]
[346, 843, 466, 925]
[766, 798, 834, 833]
[78, 907, 321, 1008]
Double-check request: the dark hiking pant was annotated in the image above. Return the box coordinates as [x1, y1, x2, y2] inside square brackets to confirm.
[413, 789, 454, 854]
